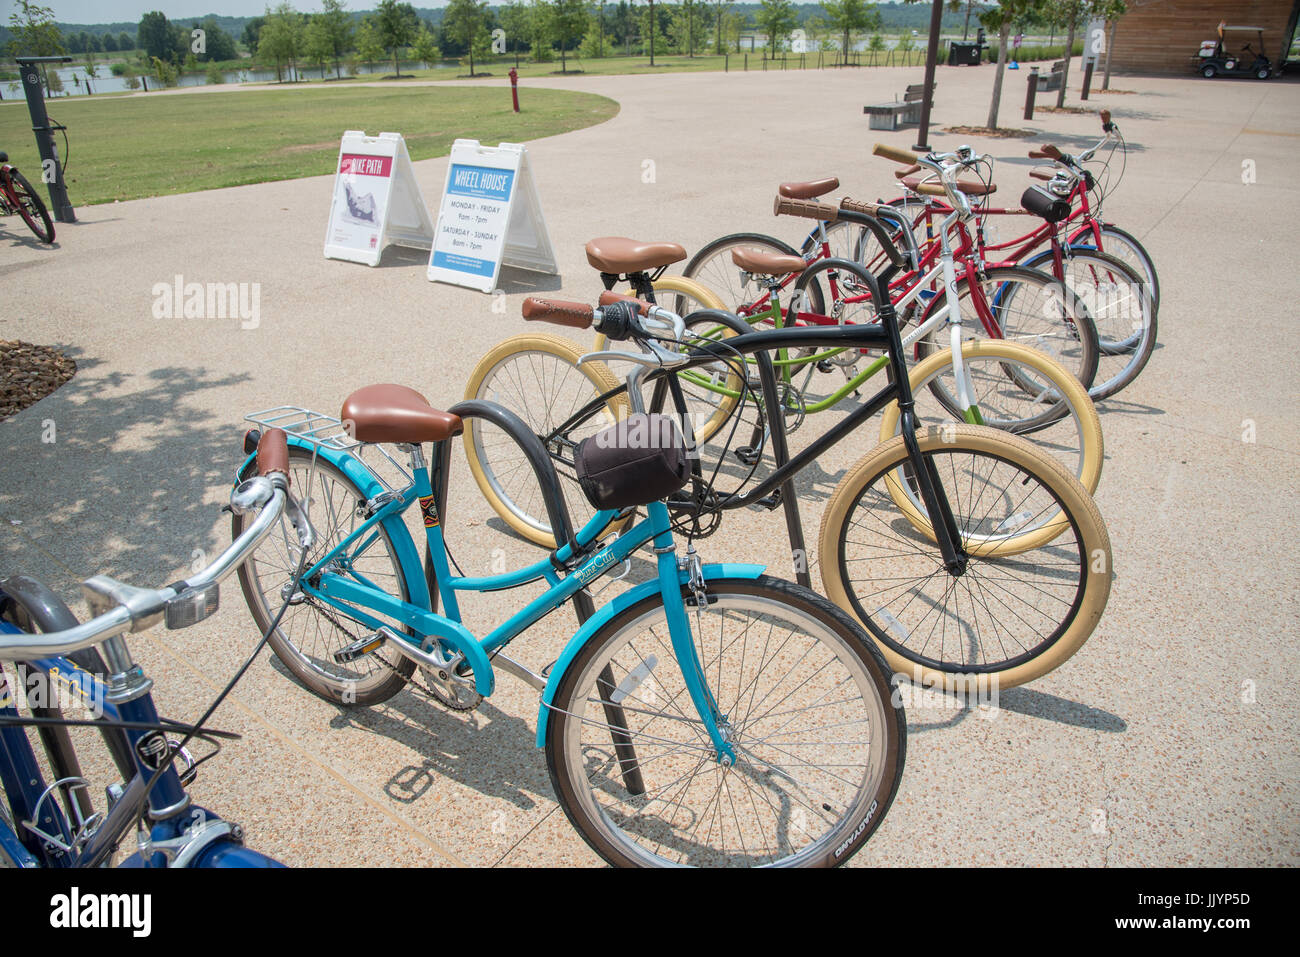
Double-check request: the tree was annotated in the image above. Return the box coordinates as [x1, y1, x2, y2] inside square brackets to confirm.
[355, 18, 385, 71]
[138, 11, 179, 63]
[822, 0, 877, 66]
[410, 23, 442, 67]
[196, 18, 238, 62]
[609, 0, 636, 56]
[7, 1, 65, 62]
[305, 17, 334, 77]
[498, 0, 531, 64]
[549, 0, 590, 72]
[318, 0, 354, 78]
[119, 32, 134, 51]
[445, 0, 489, 75]
[1049, 0, 1093, 107]
[261, 4, 307, 82]
[756, 0, 795, 59]
[981, 0, 1041, 129]
[375, 0, 419, 76]
[102, 32, 118, 52]
[711, 0, 733, 54]
[242, 17, 266, 54]
[670, 0, 707, 55]
[1093, 0, 1125, 89]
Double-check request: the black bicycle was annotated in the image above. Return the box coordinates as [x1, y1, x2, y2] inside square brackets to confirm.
[488, 261, 1112, 691]
[0, 151, 54, 244]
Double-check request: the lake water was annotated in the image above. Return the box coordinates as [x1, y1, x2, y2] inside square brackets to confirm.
[23, 60, 450, 96]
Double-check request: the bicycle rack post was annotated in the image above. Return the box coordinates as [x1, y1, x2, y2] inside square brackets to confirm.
[1024, 66, 1040, 120]
[1081, 60, 1094, 100]
[14, 56, 76, 224]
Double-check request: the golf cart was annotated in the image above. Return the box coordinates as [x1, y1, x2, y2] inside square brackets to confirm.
[1197, 23, 1273, 79]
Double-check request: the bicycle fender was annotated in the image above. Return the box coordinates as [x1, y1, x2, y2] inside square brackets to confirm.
[534, 563, 764, 747]
[235, 441, 430, 612]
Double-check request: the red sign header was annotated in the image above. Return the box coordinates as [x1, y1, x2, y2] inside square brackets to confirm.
[339, 154, 393, 177]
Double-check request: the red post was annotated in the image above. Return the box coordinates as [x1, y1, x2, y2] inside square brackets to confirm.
[508, 68, 519, 112]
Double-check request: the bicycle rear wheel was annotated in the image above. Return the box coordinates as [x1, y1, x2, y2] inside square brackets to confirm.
[546, 575, 905, 867]
[915, 264, 1100, 391]
[233, 448, 416, 705]
[819, 425, 1111, 690]
[464, 333, 629, 548]
[878, 339, 1104, 494]
[1076, 224, 1160, 312]
[684, 232, 822, 316]
[6, 170, 54, 244]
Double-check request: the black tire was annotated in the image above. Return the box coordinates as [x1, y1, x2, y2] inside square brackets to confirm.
[684, 232, 822, 317]
[233, 448, 415, 705]
[1078, 224, 1161, 313]
[915, 264, 1101, 392]
[1202, 65, 1216, 78]
[546, 575, 906, 867]
[6, 169, 54, 244]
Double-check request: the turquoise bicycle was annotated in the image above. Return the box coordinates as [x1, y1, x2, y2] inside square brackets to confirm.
[230, 295, 905, 867]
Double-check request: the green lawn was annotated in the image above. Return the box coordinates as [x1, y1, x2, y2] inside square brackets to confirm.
[0, 85, 617, 205]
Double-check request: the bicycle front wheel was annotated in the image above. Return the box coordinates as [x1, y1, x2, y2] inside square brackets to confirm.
[233, 447, 416, 705]
[546, 575, 905, 867]
[464, 333, 629, 548]
[820, 425, 1111, 689]
[6, 170, 54, 244]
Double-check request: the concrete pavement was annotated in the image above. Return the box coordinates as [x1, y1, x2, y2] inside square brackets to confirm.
[1, 63, 1297, 866]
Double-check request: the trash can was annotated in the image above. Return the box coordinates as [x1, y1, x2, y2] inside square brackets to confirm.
[948, 42, 983, 66]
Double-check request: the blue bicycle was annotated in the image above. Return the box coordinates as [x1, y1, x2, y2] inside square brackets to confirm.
[231, 295, 905, 867]
[0, 432, 297, 867]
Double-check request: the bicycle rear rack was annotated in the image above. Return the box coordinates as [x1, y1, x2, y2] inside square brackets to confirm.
[243, 405, 414, 493]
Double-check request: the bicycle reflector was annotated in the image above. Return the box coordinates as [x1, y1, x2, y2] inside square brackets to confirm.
[165, 583, 220, 630]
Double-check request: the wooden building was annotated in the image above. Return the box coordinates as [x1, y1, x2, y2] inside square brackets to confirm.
[1109, 0, 1299, 74]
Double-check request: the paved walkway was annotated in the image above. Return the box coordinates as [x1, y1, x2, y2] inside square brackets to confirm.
[1, 64, 1297, 866]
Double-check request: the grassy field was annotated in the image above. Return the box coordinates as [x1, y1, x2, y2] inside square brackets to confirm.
[0, 85, 617, 205]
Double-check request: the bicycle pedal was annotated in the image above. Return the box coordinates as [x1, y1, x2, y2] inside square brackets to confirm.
[753, 491, 783, 511]
[734, 447, 761, 467]
[332, 631, 387, 664]
[816, 359, 834, 374]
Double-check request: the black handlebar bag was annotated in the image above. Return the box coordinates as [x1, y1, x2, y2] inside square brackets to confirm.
[575, 413, 691, 511]
[1020, 185, 1072, 223]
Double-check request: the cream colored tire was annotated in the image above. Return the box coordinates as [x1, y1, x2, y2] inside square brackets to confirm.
[878, 339, 1104, 495]
[464, 333, 630, 548]
[818, 424, 1111, 690]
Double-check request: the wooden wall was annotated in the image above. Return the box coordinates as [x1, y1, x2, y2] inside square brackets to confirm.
[1110, 0, 1298, 75]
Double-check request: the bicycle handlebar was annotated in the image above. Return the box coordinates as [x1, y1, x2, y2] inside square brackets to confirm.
[773, 195, 840, 222]
[0, 435, 294, 660]
[873, 142, 919, 165]
[521, 297, 594, 329]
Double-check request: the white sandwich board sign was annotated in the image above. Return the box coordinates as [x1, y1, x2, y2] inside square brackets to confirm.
[324, 130, 435, 266]
[427, 139, 559, 293]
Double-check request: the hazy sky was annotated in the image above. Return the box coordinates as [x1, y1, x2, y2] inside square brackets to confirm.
[0, 1, 452, 23]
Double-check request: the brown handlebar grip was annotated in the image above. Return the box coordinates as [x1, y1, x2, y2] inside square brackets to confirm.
[915, 182, 948, 197]
[521, 297, 595, 329]
[256, 428, 290, 480]
[597, 290, 651, 313]
[893, 164, 922, 179]
[773, 196, 840, 222]
[1027, 150, 1051, 159]
[1042, 144, 1064, 161]
[839, 197, 883, 217]
[873, 142, 920, 165]
[1030, 169, 1054, 181]
[1100, 108, 1112, 127]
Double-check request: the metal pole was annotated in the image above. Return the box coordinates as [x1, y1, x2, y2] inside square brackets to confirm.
[1081, 60, 1094, 100]
[15, 56, 75, 224]
[913, 0, 944, 151]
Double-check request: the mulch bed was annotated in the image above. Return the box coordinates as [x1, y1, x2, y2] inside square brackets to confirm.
[943, 126, 1035, 138]
[1036, 105, 1096, 114]
[1, 340, 76, 420]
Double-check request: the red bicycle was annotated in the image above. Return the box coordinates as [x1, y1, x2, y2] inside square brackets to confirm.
[0, 151, 55, 244]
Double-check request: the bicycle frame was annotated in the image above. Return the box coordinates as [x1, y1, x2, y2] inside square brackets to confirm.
[237, 436, 762, 761]
[0, 632, 276, 868]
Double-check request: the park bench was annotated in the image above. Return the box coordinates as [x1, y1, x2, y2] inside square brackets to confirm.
[1036, 60, 1066, 91]
[863, 82, 936, 131]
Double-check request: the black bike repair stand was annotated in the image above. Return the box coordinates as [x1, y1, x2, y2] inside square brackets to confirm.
[14, 56, 76, 224]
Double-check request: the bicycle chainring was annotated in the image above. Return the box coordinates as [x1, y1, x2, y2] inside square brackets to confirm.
[419, 637, 482, 712]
